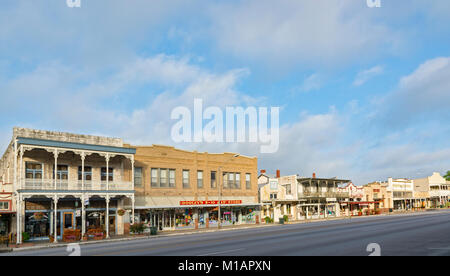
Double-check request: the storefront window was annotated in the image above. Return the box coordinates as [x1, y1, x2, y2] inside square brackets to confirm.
[25, 212, 50, 239]
[0, 216, 9, 236]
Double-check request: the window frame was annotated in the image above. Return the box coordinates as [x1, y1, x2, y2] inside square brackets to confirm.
[182, 170, 190, 188]
[25, 162, 43, 180]
[246, 173, 251, 189]
[210, 171, 217, 189]
[134, 167, 143, 187]
[197, 170, 204, 188]
[101, 167, 114, 182]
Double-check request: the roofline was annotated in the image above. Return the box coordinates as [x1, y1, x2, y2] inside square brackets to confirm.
[297, 177, 351, 182]
[17, 137, 136, 155]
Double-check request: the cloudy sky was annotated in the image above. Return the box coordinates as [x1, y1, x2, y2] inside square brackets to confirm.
[1, 0, 449, 184]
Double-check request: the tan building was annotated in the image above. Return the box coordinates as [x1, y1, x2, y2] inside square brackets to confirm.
[132, 145, 259, 230]
[414, 172, 450, 208]
[362, 182, 392, 214]
[258, 171, 298, 222]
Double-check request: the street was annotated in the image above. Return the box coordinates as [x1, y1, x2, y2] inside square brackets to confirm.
[4, 210, 450, 256]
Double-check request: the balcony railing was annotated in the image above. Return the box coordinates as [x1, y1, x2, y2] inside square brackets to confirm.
[20, 179, 133, 191]
[300, 191, 349, 198]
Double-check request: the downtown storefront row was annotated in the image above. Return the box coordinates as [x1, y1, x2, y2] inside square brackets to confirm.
[135, 200, 261, 230]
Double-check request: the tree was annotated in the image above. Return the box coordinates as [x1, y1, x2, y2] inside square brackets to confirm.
[445, 171, 450, 181]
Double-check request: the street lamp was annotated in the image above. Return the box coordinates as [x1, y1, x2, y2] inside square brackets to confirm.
[218, 154, 240, 229]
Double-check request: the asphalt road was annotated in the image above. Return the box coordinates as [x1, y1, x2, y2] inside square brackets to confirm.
[4, 210, 450, 256]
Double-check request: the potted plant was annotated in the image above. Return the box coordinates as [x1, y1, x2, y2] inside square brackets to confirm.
[130, 222, 146, 235]
[117, 209, 125, 216]
[22, 232, 30, 242]
[358, 209, 362, 216]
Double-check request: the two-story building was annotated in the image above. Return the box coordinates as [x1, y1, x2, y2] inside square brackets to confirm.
[0, 128, 136, 244]
[258, 171, 299, 222]
[362, 182, 392, 214]
[297, 174, 350, 219]
[132, 145, 259, 230]
[382, 178, 414, 210]
[414, 172, 449, 208]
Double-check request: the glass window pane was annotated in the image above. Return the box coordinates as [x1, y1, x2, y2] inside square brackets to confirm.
[235, 173, 240, 189]
[197, 171, 203, 188]
[151, 168, 158, 187]
[160, 169, 168, 187]
[211, 171, 216, 188]
[183, 170, 189, 188]
[169, 169, 176, 187]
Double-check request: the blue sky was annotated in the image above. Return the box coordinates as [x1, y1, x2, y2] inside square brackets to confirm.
[1, 0, 450, 184]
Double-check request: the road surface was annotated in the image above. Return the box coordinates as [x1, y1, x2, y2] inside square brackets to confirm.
[4, 210, 450, 256]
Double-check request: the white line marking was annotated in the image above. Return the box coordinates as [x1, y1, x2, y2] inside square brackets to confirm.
[198, 248, 245, 256]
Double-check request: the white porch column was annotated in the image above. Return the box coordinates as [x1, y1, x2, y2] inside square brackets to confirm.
[19, 146, 24, 190]
[105, 154, 110, 191]
[81, 194, 86, 236]
[81, 152, 85, 190]
[13, 140, 17, 192]
[16, 194, 21, 244]
[106, 195, 110, 238]
[54, 149, 58, 190]
[53, 195, 58, 243]
[131, 196, 135, 224]
[131, 156, 135, 191]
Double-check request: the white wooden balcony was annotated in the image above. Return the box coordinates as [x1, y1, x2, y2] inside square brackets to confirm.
[21, 179, 133, 191]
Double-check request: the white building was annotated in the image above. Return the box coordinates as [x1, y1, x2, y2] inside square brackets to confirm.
[414, 172, 450, 208]
[382, 178, 414, 210]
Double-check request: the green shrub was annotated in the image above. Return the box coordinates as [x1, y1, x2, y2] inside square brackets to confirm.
[264, 216, 273, 223]
[22, 232, 30, 242]
[130, 223, 146, 234]
[283, 215, 289, 222]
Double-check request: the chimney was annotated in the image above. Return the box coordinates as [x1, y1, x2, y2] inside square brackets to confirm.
[276, 170, 280, 178]
[260, 169, 266, 174]
[313, 172, 316, 178]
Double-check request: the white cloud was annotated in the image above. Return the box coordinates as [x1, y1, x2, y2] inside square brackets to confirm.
[296, 74, 323, 93]
[207, 0, 400, 68]
[353, 65, 384, 86]
[375, 57, 450, 127]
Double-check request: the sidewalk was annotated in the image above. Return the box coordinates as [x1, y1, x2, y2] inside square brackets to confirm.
[8, 222, 276, 252]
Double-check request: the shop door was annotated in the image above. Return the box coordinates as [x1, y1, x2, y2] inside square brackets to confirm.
[63, 212, 75, 236]
[109, 216, 115, 235]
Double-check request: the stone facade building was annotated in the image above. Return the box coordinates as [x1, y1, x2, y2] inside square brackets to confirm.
[0, 128, 136, 244]
[132, 145, 259, 229]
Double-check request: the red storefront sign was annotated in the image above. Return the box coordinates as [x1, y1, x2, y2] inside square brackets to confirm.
[180, 200, 242, 206]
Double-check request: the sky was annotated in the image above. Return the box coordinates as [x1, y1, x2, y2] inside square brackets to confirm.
[0, 0, 449, 185]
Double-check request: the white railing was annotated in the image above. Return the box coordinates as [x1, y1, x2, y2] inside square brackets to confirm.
[21, 179, 133, 191]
